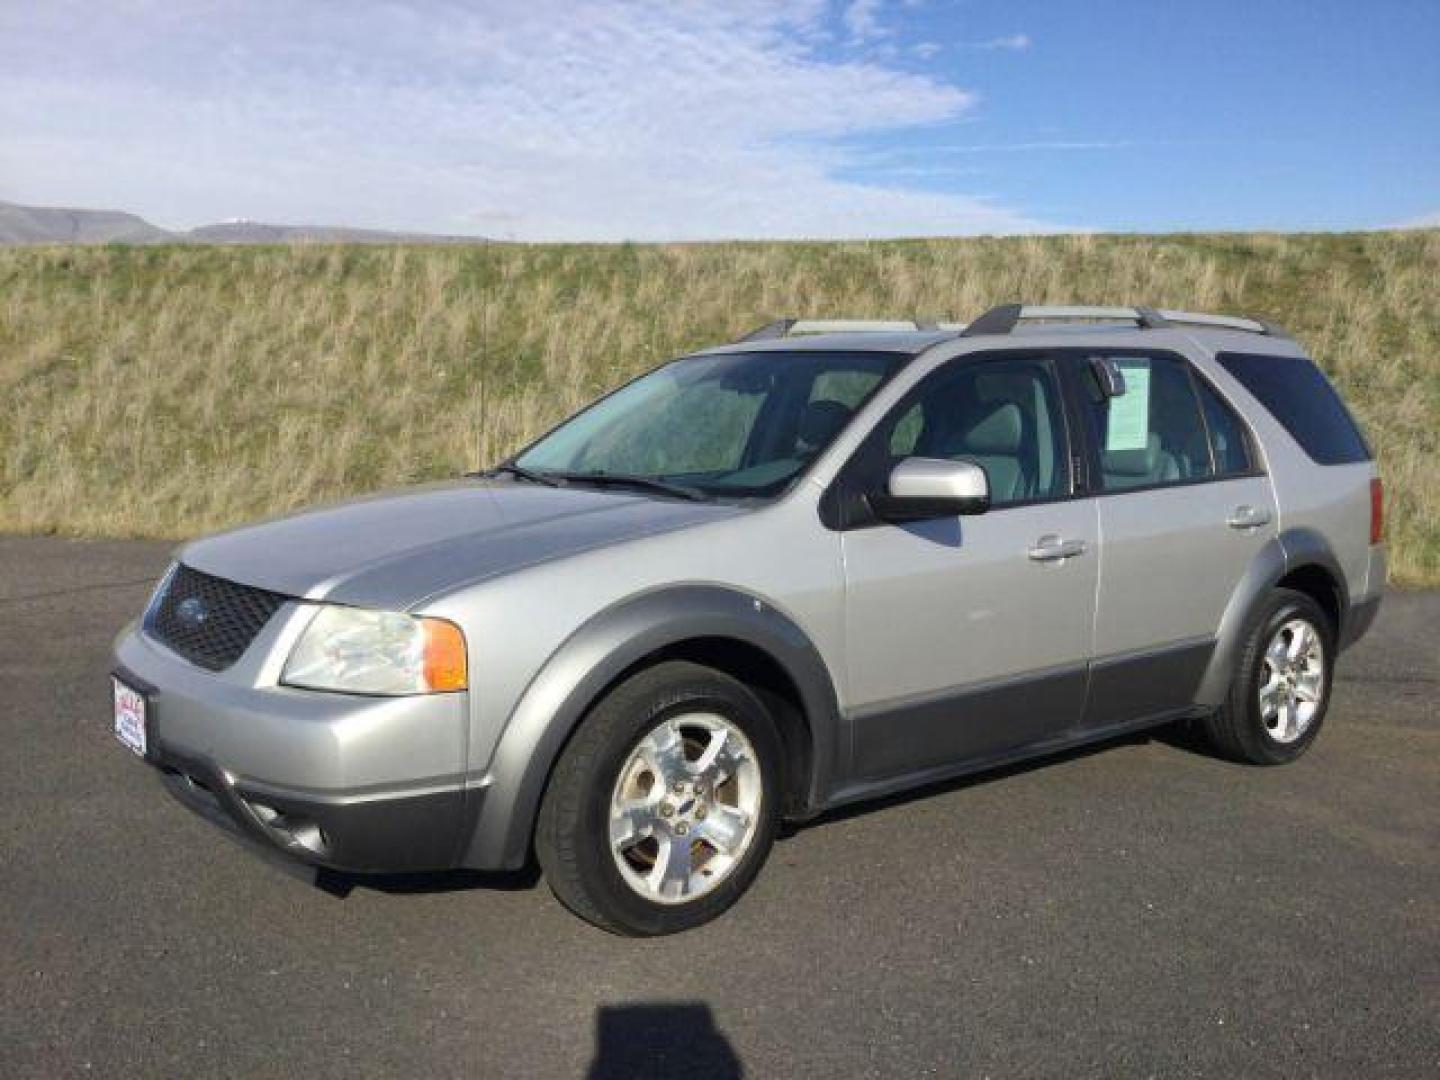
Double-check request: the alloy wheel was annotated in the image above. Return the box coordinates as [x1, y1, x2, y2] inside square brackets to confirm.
[1258, 617, 1326, 744]
[608, 713, 763, 904]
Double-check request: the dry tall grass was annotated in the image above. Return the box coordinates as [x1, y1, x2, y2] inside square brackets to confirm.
[1, 232, 1436, 583]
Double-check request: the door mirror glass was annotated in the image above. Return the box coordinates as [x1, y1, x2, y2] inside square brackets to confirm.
[870, 457, 990, 522]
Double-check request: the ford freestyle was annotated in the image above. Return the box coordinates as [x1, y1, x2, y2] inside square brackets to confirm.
[112, 304, 1385, 935]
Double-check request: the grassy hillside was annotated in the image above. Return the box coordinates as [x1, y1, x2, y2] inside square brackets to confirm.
[1, 232, 1436, 583]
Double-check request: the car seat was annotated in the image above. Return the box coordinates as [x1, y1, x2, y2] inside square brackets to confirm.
[922, 401, 1030, 502]
[1102, 432, 1181, 489]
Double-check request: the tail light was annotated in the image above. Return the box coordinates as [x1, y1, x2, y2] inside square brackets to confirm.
[1369, 477, 1384, 545]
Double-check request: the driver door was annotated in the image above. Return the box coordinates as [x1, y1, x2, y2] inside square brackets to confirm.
[834, 352, 1099, 785]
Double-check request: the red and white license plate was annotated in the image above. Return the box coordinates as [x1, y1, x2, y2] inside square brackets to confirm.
[113, 677, 148, 757]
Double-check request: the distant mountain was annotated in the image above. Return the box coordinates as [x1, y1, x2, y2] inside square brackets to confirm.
[0, 200, 172, 245]
[0, 200, 486, 246]
[186, 218, 482, 245]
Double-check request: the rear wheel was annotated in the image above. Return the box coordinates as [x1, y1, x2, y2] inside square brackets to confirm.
[1202, 588, 1334, 765]
[535, 661, 782, 935]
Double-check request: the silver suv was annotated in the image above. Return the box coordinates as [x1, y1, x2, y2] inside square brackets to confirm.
[112, 304, 1385, 935]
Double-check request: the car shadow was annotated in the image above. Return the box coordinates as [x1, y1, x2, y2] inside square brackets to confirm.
[313, 862, 540, 898]
[900, 515, 964, 547]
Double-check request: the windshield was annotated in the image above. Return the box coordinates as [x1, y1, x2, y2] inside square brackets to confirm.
[513, 350, 908, 498]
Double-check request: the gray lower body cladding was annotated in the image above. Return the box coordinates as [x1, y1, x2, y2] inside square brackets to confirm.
[1339, 594, 1381, 651]
[153, 745, 470, 874]
[845, 638, 1213, 792]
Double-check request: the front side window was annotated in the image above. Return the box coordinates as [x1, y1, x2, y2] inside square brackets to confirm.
[1082, 354, 1214, 491]
[853, 354, 1070, 508]
[514, 350, 905, 498]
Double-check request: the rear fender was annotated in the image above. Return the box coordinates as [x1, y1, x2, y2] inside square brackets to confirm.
[1195, 528, 1347, 706]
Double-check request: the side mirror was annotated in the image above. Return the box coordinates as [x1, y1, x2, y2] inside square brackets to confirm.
[1089, 357, 1127, 398]
[869, 457, 990, 523]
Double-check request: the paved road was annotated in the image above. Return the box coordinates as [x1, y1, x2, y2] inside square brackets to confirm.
[1, 536, 1436, 1078]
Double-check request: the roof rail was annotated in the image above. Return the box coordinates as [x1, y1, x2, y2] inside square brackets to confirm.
[960, 304, 1288, 339]
[1156, 309, 1292, 339]
[737, 318, 965, 342]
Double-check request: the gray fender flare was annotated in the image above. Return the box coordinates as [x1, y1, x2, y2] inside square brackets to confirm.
[1194, 528, 1348, 706]
[461, 585, 842, 870]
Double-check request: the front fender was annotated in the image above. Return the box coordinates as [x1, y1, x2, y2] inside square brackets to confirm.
[460, 585, 842, 870]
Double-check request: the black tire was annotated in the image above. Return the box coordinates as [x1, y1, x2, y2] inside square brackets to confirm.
[535, 660, 783, 936]
[1201, 588, 1335, 766]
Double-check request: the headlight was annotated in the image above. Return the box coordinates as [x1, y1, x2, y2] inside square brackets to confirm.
[281, 605, 467, 695]
[144, 563, 178, 618]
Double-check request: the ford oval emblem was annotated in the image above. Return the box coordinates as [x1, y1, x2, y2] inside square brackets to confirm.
[175, 596, 210, 627]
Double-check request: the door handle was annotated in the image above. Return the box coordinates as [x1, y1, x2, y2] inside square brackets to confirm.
[1226, 505, 1272, 530]
[1028, 535, 1088, 562]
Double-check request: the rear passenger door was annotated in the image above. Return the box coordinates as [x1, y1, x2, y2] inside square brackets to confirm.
[1065, 349, 1278, 730]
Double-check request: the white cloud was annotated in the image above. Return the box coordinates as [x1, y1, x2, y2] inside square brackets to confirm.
[1395, 210, 1440, 228]
[928, 141, 1133, 153]
[912, 41, 943, 59]
[0, 1, 1064, 240]
[842, 0, 889, 43]
[964, 34, 1032, 51]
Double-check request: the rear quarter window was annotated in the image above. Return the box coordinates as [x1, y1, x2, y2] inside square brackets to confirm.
[1215, 352, 1371, 465]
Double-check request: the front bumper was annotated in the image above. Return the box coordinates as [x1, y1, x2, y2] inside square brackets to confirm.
[156, 748, 472, 875]
[113, 616, 474, 873]
[148, 740, 473, 873]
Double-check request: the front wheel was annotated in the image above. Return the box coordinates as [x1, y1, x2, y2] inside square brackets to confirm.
[1202, 588, 1334, 765]
[535, 661, 783, 935]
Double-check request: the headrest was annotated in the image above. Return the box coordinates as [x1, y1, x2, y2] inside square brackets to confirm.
[798, 399, 852, 448]
[962, 402, 1023, 455]
[1103, 432, 1162, 476]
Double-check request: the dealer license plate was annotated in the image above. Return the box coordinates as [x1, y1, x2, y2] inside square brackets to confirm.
[113, 676, 148, 757]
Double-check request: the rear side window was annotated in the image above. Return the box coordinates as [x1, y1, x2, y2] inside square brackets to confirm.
[1195, 377, 1253, 475]
[1082, 354, 1214, 491]
[1216, 352, 1370, 465]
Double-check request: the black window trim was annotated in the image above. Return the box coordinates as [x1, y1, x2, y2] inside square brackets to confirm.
[1056, 347, 1268, 500]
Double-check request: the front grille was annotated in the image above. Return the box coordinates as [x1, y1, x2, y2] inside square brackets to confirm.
[145, 564, 290, 672]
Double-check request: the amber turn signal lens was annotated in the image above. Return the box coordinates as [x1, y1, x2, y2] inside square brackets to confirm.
[420, 618, 468, 692]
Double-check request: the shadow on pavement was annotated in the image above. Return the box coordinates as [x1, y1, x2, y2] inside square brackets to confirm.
[314, 863, 541, 898]
[588, 1003, 742, 1080]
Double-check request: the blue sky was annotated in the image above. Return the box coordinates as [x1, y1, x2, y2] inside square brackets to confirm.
[837, 0, 1440, 232]
[1, 1, 1437, 239]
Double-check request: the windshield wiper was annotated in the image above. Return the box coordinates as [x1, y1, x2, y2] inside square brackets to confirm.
[554, 472, 707, 501]
[476, 462, 565, 487]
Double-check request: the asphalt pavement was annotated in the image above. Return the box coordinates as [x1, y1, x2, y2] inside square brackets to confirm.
[1, 535, 1436, 1078]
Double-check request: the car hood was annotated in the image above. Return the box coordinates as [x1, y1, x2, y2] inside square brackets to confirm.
[179, 480, 743, 610]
